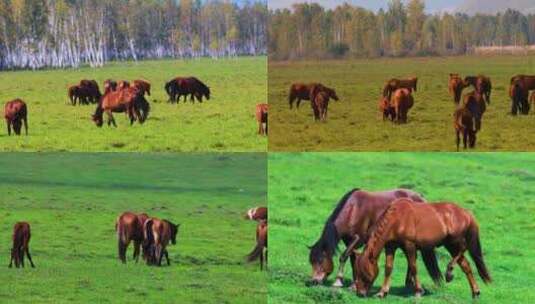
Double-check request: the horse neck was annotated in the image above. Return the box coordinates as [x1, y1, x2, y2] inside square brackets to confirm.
[362, 208, 395, 261]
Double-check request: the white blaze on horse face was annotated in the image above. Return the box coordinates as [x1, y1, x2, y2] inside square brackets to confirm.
[247, 208, 257, 220]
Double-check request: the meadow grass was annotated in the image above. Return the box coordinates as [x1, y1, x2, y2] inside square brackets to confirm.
[0, 57, 267, 152]
[269, 152, 535, 303]
[0, 153, 267, 303]
[269, 55, 535, 151]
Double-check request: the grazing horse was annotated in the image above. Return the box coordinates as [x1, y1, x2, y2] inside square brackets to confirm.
[247, 220, 268, 270]
[449, 74, 469, 104]
[165, 77, 211, 103]
[92, 87, 150, 127]
[79, 79, 101, 103]
[454, 106, 476, 151]
[510, 78, 530, 115]
[390, 88, 414, 123]
[379, 96, 395, 121]
[116, 212, 149, 264]
[104, 79, 118, 94]
[244, 207, 267, 221]
[256, 103, 268, 135]
[288, 83, 314, 109]
[308, 189, 441, 289]
[4, 99, 28, 136]
[464, 75, 492, 104]
[143, 218, 180, 266]
[354, 199, 491, 299]
[383, 77, 417, 100]
[133, 79, 151, 96]
[9, 222, 35, 268]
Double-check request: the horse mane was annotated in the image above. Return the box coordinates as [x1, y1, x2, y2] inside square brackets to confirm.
[363, 204, 397, 260]
[309, 188, 360, 263]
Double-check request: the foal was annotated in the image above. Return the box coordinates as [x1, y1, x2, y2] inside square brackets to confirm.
[9, 222, 35, 268]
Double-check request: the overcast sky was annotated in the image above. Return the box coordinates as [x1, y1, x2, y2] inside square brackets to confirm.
[268, 0, 464, 13]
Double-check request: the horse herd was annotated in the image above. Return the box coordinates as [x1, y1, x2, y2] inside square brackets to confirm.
[308, 188, 491, 299]
[288, 73, 535, 150]
[7, 207, 268, 270]
[3, 76, 268, 136]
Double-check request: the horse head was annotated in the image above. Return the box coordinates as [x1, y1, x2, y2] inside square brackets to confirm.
[308, 242, 334, 285]
[354, 252, 379, 297]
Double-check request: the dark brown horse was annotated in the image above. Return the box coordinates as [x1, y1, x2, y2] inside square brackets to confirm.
[92, 87, 150, 127]
[462, 91, 486, 131]
[244, 207, 267, 221]
[4, 99, 28, 136]
[464, 75, 492, 104]
[116, 212, 149, 264]
[165, 77, 211, 103]
[510, 77, 531, 115]
[256, 103, 268, 135]
[288, 83, 314, 109]
[143, 218, 180, 266]
[449, 74, 468, 104]
[247, 219, 268, 270]
[383, 77, 417, 100]
[454, 106, 476, 151]
[79, 79, 101, 103]
[308, 189, 441, 289]
[354, 198, 491, 299]
[310, 84, 339, 122]
[391, 88, 414, 123]
[9, 222, 35, 268]
[104, 79, 118, 94]
[133, 79, 151, 96]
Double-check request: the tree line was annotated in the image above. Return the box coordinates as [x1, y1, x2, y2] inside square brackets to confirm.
[269, 0, 535, 60]
[0, 0, 267, 70]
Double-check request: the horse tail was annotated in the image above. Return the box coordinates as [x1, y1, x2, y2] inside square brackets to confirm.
[144, 219, 154, 247]
[467, 221, 492, 284]
[421, 248, 443, 285]
[116, 220, 127, 262]
[246, 234, 266, 262]
[382, 83, 390, 98]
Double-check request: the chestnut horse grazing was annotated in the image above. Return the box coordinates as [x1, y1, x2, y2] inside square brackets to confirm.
[244, 207, 267, 221]
[308, 189, 441, 289]
[383, 77, 417, 100]
[288, 83, 313, 109]
[256, 103, 268, 135]
[355, 199, 491, 299]
[9, 222, 35, 268]
[104, 79, 118, 94]
[92, 87, 150, 127]
[449, 74, 469, 104]
[143, 218, 180, 266]
[4, 99, 28, 136]
[133, 79, 151, 96]
[165, 77, 211, 103]
[116, 212, 149, 264]
[247, 220, 268, 270]
[464, 75, 492, 104]
[390, 88, 414, 123]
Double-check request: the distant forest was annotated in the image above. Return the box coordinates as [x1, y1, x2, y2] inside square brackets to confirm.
[269, 0, 535, 60]
[0, 0, 267, 69]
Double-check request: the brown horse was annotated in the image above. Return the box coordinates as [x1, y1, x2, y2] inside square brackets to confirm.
[308, 189, 441, 289]
[379, 96, 395, 121]
[247, 219, 268, 270]
[449, 74, 468, 104]
[165, 77, 211, 103]
[104, 79, 118, 94]
[383, 77, 417, 100]
[256, 103, 268, 135]
[133, 79, 151, 96]
[117, 80, 130, 90]
[462, 91, 486, 131]
[116, 212, 149, 264]
[454, 107, 476, 151]
[288, 83, 314, 109]
[354, 198, 491, 299]
[4, 99, 28, 136]
[510, 77, 530, 115]
[244, 207, 268, 221]
[310, 84, 339, 122]
[92, 87, 149, 127]
[79, 79, 101, 103]
[464, 75, 492, 104]
[9, 222, 35, 268]
[143, 218, 180, 266]
[391, 88, 414, 123]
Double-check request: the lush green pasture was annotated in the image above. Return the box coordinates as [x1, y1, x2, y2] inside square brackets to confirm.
[269, 55, 535, 151]
[269, 153, 535, 303]
[0, 57, 267, 152]
[0, 153, 267, 303]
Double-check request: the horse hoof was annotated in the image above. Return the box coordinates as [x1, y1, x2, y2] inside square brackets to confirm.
[445, 272, 454, 283]
[332, 279, 344, 288]
[472, 290, 480, 299]
[348, 283, 357, 291]
[415, 292, 423, 298]
[375, 291, 388, 298]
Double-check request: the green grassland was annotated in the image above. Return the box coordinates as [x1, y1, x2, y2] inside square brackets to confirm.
[269, 55, 535, 151]
[269, 153, 535, 303]
[0, 153, 267, 303]
[0, 57, 267, 152]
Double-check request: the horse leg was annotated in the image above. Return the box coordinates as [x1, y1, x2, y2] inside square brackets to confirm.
[8, 248, 14, 268]
[405, 243, 423, 297]
[19, 247, 25, 268]
[376, 245, 396, 298]
[118, 239, 128, 263]
[260, 248, 264, 271]
[296, 99, 301, 109]
[6, 119, 11, 136]
[25, 246, 35, 268]
[458, 255, 481, 298]
[23, 116, 28, 135]
[456, 130, 461, 152]
[106, 111, 116, 128]
[333, 236, 361, 287]
[133, 240, 141, 263]
[463, 130, 468, 149]
[165, 249, 170, 266]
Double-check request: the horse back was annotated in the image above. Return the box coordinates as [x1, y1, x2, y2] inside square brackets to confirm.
[4, 99, 27, 119]
[12, 222, 31, 248]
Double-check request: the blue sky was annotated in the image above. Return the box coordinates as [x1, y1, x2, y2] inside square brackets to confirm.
[268, 0, 464, 13]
